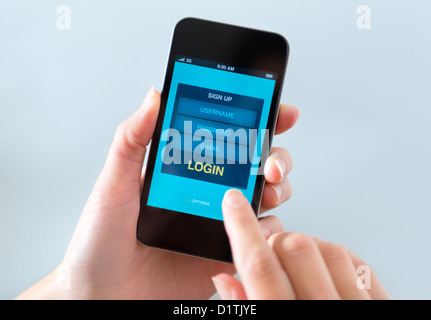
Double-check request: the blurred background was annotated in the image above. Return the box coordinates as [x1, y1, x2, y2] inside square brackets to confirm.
[0, 0, 430, 299]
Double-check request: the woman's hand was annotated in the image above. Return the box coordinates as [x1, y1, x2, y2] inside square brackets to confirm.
[16, 87, 300, 299]
[214, 189, 390, 300]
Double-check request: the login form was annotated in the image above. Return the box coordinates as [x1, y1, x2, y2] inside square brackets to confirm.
[161, 83, 263, 190]
[147, 56, 276, 220]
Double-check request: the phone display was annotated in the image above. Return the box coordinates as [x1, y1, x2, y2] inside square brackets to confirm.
[137, 18, 289, 262]
[147, 56, 276, 221]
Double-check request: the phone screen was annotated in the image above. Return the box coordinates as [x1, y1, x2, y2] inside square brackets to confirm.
[147, 55, 277, 221]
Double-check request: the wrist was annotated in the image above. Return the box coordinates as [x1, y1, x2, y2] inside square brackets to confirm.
[15, 264, 66, 300]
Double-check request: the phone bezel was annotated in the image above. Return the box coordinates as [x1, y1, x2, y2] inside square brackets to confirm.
[137, 18, 289, 263]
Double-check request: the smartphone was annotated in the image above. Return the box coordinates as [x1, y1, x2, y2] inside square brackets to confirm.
[137, 18, 289, 263]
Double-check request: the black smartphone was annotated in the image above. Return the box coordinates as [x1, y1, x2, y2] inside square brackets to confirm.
[137, 18, 289, 263]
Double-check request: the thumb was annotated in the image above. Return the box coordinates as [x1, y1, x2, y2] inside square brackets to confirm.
[63, 88, 160, 265]
[94, 87, 160, 203]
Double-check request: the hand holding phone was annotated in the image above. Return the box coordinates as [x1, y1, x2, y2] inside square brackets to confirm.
[138, 18, 290, 262]
[16, 19, 298, 300]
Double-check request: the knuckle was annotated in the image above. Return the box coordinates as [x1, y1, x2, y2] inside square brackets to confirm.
[114, 121, 127, 138]
[267, 232, 285, 249]
[243, 248, 277, 282]
[280, 233, 314, 254]
[231, 208, 251, 227]
[115, 120, 144, 151]
[320, 243, 350, 265]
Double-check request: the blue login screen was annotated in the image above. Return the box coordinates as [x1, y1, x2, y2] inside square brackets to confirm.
[147, 58, 276, 220]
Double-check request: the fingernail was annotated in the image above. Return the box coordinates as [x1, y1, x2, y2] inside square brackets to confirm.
[273, 155, 286, 178]
[140, 86, 155, 110]
[212, 276, 233, 300]
[271, 183, 282, 204]
[223, 189, 247, 209]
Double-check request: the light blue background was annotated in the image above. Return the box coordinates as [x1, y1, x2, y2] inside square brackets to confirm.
[148, 62, 275, 220]
[0, 1, 430, 299]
